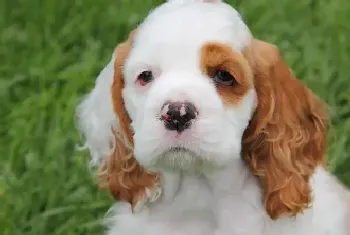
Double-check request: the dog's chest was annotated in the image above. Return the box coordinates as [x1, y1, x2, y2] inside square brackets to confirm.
[106, 169, 344, 235]
[107, 173, 266, 235]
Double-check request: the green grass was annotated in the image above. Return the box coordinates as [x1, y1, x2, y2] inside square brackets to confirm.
[1, 0, 350, 234]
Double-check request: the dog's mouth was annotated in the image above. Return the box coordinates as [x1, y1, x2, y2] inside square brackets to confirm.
[168, 146, 190, 152]
[162, 146, 199, 159]
[149, 146, 220, 173]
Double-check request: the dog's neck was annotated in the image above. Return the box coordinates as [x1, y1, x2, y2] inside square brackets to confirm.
[155, 157, 258, 204]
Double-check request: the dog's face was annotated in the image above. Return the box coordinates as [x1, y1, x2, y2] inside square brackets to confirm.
[78, 0, 328, 221]
[121, 1, 254, 172]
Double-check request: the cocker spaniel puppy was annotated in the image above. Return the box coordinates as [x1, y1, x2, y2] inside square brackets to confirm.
[77, 0, 350, 234]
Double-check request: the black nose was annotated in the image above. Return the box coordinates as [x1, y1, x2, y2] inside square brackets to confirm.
[160, 101, 198, 133]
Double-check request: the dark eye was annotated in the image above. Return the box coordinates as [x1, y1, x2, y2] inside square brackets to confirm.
[137, 70, 153, 86]
[213, 70, 236, 86]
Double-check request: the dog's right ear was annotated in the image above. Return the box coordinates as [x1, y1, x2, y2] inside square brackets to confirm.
[77, 30, 160, 212]
[242, 39, 328, 220]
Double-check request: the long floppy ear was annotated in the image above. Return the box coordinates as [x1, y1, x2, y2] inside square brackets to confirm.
[242, 39, 329, 220]
[99, 30, 160, 211]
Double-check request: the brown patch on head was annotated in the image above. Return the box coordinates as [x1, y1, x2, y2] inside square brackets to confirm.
[241, 39, 329, 220]
[200, 42, 254, 106]
[98, 29, 160, 210]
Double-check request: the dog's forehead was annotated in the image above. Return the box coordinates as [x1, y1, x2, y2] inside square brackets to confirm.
[132, 2, 251, 62]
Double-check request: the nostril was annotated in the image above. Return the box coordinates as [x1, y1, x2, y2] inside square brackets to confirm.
[161, 114, 172, 121]
[160, 101, 197, 133]
[183, 101, 197, 119]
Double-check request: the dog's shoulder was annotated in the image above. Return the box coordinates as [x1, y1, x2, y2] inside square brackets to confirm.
[308, 167, 349, 234]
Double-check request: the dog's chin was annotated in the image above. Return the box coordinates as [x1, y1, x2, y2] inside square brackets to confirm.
[148, 147, 223, 174]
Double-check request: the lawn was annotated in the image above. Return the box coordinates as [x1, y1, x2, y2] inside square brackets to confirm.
[1, 0, 350, 234]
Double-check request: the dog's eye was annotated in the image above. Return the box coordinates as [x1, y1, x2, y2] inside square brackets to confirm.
[137, 70, 154, 86]
[213, 70, 236, 86]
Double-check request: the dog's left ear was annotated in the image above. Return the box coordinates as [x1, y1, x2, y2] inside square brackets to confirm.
[242, 39, 329, 220]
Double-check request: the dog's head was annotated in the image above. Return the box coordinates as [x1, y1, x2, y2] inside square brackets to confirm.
[77, 0, 328, 220]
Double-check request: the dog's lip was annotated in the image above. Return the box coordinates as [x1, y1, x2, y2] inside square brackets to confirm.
[168, 146, 189, 152]
[163, 146, 197, 155]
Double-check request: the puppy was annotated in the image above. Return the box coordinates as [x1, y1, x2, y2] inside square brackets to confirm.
[77, 0, 350, 234]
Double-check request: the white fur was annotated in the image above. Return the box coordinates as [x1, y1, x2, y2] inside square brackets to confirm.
[76, 54, 117, 165]
[77, 1, 349, 235]
[123, 0, 253, 172]
[104, 166, 348, 235]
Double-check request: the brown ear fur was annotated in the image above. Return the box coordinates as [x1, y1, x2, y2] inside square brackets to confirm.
[242, 39, 329, 220]
[98, 30, 159, 209]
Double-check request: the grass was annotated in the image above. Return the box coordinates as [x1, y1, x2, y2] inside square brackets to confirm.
[1, 0, 350, 234]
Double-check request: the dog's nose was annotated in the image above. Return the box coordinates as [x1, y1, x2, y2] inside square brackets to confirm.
[160, 101, 198, 133]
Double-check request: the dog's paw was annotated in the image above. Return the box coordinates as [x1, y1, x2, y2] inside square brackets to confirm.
[132, 185, 162, 213]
